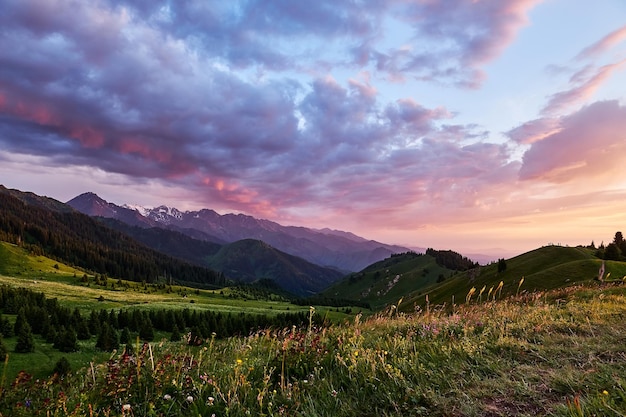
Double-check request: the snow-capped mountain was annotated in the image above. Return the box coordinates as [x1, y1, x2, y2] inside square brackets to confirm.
[68, 192, 411, 272]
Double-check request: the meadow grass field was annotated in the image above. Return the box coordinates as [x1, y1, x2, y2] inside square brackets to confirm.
[2, 242, 626, 415]
[1, 281, 625, 416]
[0, 241, 357, 381]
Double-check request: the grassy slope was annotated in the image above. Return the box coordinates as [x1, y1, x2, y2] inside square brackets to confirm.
[2, 283, 626, 416]
[322, 253, 453, 309]
[402, 245, 626, 310]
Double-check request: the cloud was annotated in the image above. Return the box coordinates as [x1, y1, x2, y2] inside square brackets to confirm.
[541, 60, 626, 115]
[8, 0, 617, 245]
[384, 0, 541, 87]
[4, 0, 515, 221]
[506, 117, 562, 145]
[520, 100, 626, 183]
[576, 25, 626, 60]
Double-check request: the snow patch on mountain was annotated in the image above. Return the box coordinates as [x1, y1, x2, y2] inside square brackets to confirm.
[122, 204, 152, 217]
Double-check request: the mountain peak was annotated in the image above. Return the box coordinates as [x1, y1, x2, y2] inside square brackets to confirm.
[66, 192, 116, 216]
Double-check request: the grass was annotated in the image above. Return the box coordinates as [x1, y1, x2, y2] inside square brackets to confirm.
[2, 282, 626, 416]
[403, 245, 626, 310]
[323, 253, 452, 309]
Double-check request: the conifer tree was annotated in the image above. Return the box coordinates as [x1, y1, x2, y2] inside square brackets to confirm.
[170, 324, 181, 342]
[54, 327, 79, 353]
[0, 316, 13, 337]
[139, 320, 155, 342]
[119, 327, 132, 345]
[95, 322, 119, 352]
[13, 309, 27, 336]
[15, 321, 35, 353]
[53, 357, 71, 377]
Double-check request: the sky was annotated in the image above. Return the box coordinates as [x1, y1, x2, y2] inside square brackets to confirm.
[1, 0, 626, 259]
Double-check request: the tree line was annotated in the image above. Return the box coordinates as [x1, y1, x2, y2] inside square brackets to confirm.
[593, 231, 626, 261]
[425, 248, 478, 271]
[0, 285, 319, 357]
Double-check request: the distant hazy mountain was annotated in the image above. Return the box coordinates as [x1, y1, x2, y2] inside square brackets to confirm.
[67, 192, 410, 272]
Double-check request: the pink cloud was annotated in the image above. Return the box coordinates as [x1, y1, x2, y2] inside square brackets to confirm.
[576, 25, 626, 60]
[541, 60, 626, 115]
[506, 117, 562, 144]
[521, 100, 626, 183]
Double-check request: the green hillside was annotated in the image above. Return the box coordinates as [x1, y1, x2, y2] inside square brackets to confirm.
[401, 245, 626, 310]
[321, 252, 455, 309]
[207, 239, 343, 296]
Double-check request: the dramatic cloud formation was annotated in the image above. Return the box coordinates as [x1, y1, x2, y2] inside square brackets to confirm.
[1, 0, 625, 256]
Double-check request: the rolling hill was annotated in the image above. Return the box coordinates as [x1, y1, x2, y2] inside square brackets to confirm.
[0, 185, 224, 287]
[321, 251, 457, 309]
[399, 245, 626, 310]
[321, 245, 626, 312]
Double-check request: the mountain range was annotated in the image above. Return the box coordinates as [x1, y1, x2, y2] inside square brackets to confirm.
[66, 192, 413, 272]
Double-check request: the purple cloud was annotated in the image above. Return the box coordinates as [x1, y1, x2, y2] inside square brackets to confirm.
[0, 0, 538, 224]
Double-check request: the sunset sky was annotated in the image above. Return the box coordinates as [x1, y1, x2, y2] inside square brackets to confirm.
[1, 0, 625, 258]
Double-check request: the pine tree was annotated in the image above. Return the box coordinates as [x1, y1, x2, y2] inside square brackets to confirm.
[13, 309, 27, 336]
[54, 327, 79, 353]
[0, 316, 13, 337]
[53, 357, 71, 377]
[95, 322, 119, 352]
[170, 324, 181, 342]
[15, 321, 35, 353]
[139, 320, 155, 342]
[120, 327, 132, 345]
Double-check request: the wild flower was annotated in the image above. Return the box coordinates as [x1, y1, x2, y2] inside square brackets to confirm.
[122, 403, 131, 411]
[163, 394, 172, 401]
[186, 395, 194, 402]
[206, 396, 215, 405]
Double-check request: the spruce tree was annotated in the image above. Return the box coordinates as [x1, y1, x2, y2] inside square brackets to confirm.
[95, 322, 119, 352]
[13, 309, 27, 336]
[54, 327, 79, 353]
[15, 321, 35, 353]
[0, 316, 13, 337]
[170, 324, 181, 342]
[120, 327, 132, 345]
[139, 320, 155, 342]
[53, 357, 71, 377]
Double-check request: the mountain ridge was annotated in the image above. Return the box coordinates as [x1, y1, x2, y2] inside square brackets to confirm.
[67, 192, 411, 272]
